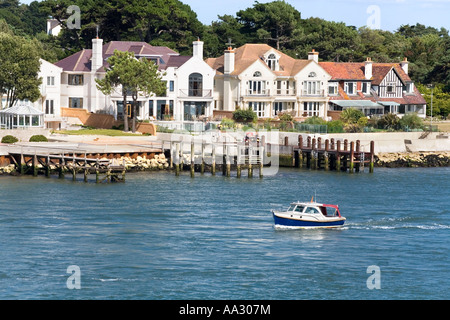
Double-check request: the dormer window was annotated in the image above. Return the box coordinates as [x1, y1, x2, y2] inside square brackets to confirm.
[267, 53, 278, 71]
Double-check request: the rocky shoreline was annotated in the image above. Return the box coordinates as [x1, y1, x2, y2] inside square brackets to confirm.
[375, 152, 450, 168]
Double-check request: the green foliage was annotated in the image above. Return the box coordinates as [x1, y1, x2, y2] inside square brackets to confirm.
[327, 120, 345, 133]
[400, 113, 424, 130]
[377, 113, 401, 131]
[0, 28, 42, 108]
[29, 135, 48, 142]
[1, 135, 18, 144]
[278, 113, 293, 122]
[219, 118, 236, 129]
[416, 83, 450, 118]
[339, 108, 365, 124]
[232, 109, 257, 123]
[304, 116, 326, 125]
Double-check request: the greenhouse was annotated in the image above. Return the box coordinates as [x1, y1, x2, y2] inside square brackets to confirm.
[0, 104, 44, 129]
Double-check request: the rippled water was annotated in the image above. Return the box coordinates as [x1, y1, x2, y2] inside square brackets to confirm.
[0, 167, 448, 299]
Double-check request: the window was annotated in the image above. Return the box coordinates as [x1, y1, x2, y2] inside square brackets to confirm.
[189, 73, 203, 97]
[68, 74, 84, 86]
[249, 102, 266, 118]
[169, 80, 174, 92]
[267, 53, 277, 71]
[387, 82, 395, 94]
[308, 72, 316, 78]
[304, 81, 321, 95]
[253, 71, 262, 77]
[45, 100, 54, 114]
[362, 82, 370, 95]
[248, 80, 266, 95]
[304, 102, 320, 117]
[344, 82, 356, 95]
[328, 82, 338, 95]
[47, 76, 55, 86]
[69, 97, 83, 109]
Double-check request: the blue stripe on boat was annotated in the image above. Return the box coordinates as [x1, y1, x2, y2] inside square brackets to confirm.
[273, 213, 345, 228]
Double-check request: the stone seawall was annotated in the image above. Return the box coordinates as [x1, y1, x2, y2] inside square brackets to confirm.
[375, 152, 450, 167]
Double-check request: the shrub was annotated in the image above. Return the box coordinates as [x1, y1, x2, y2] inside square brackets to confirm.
[29, 135, 48, 142]
[232, 109, 257, 123]
[220, 117, 236, 129]
[344, 123, 363, 133]
[400, 113, 424, 130]
[340, 108, 365, 124]
[304, 116, 326, 125]
[377, 113, 401, 131]
[1, 135, 18, 144]
[327, 120, 345, 133]
[278, 112, 293, 122]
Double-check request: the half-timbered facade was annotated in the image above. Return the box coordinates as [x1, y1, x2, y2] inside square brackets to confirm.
[320, 57, 427, 118]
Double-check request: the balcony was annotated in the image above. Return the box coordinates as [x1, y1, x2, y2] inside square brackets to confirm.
[300, 89, 326, 97]
[179, 89, 213, 98]
[245, 89, 271, 96]
[275, 89, 296, 96]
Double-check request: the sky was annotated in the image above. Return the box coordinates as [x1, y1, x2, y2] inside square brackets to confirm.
[185, 0, 450, 31]
[19, 0, 450, 32]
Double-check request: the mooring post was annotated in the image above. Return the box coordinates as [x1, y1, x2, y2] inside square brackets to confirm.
[349, 141, 355, 173]
[247, 142, 253, 178]
[201, 142, 205, 174]
[169, 141, 173, 169]
[190, 141, 195, 178]
[72, 154, 77, 181]
[297, 135, 303, 168]
[236, 144, 241, 178]
[175, 143, 180, 176]
[211, 143, 216, 175]
[59, 152, 65, 179]
[311, 138, 317, 170]
[226, 143, 231, 177]
[324, 139, 330, 171]
[336, 140, 341, 171]
[259, 145, 264, 179]
[95, 159, 100, 183]
[46, 155, 50, 177]
[370, 141, 375, 173]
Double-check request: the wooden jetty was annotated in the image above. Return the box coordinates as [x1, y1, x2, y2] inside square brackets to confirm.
[8, 146, 126, 183]
[164, 140, 264, 178]
[162, 135, 375, 177]
[293, 136, 375, 173]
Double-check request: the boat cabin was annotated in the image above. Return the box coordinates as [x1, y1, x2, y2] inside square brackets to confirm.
[287, 202, 342, 217]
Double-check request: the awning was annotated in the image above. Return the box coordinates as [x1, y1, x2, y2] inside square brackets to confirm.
[331, 100, 383, 108]
[377, 101, 401, 107]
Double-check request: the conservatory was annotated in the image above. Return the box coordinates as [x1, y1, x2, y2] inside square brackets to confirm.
[0, 104, 44, 129]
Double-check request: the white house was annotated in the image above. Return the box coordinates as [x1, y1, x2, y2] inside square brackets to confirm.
[206, 44, 332, 120]
[51, 38, 215, 123]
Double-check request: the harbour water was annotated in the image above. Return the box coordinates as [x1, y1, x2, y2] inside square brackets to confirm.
[0, 167, 448, 300]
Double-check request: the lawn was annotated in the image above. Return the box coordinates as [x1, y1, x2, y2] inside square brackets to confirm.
[55, 129, 145, 136]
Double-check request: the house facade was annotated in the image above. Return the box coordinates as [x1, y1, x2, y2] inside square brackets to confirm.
[51, 38, 214, 122]
[319, 57, 427, 118]
[206, 44, 332, 120]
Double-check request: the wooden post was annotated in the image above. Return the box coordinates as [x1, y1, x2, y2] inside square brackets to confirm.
[211, 143, 216, 175]
[297, 135, 303, 168]
[355, 140, 361, 173]
[46, 155, 50, 177]
[169, 141, 173, 169]
[59, 153, 65, 179]
[226, 144, 231, 177]
[20, 152, 25, 175]
[175, 143, 180, 176]
[248, 143, 253, 178]
[236, 145, 241, 178]
[201, 142, 205, 174]
[259, 145, 264, 179]
[311, 138, 317, 170]
[349, 141, 355, 173]
[190, 141, 195, 178]
[222, 142, 226, 176]
[33, 154, 38, 177]
[336, 140, 341, 171]
[96, 159, 100, 183]
[72, 154, 77, 181]
[324, 139, 330, 171]
[370, 141, 375, 173]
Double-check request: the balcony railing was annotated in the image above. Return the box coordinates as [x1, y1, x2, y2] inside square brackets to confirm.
[179, 89, 212, 98]
[300, 89, 326, 97]
[245, 89, 271, 96]
[275, 89, 296, 96]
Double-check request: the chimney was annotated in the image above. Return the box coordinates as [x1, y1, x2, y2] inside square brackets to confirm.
[91, 37, 103, 72]
[308, 49, 319, 63]
[193, 38, 204, 60]
[400, 57, 409, 75]
[364, 57, 373, 80]
[224, 46, 235, 75]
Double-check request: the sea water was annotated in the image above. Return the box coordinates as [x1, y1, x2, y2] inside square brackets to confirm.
[0, 167, 448, 300]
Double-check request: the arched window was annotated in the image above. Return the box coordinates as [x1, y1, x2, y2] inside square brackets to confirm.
[253, 71, 262, 77]
[267, 53, 277, 71]
[189, 73, 203, 97]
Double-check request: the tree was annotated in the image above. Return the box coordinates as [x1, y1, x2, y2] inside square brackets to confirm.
[95, 50, 166, 132]
[0, 30, 42, 109]
[236, 1, 302, 50]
